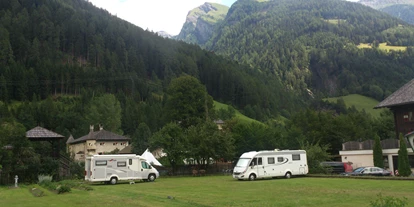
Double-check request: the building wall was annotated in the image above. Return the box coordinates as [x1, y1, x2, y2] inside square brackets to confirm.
[393, 105, 414, 138]
[68, 140, 129, 161]
[340, 149, 414, 175]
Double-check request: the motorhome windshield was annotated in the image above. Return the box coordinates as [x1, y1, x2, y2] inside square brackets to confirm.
[235, 158, 251, 167]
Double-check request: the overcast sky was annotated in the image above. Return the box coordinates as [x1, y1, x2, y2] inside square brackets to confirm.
[88, 0, 237, 35]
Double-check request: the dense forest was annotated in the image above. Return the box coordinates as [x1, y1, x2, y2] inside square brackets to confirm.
[202, 0, 414, 100]
[0, 0, 398, 182]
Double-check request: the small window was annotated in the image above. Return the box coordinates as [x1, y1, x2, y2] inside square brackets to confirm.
[258, 157, 262, 165]
[96, 160, 107, 166]
[100, 142, 105, 146]
[117, 161, 127, 167]
[113, 142, 117, 145]
[268, 157, 275, 164]
[129, 159, 132, 165]
[277, 157, 284, 162]
[120, 142, 124, 146]
[292, 154, 301, 161]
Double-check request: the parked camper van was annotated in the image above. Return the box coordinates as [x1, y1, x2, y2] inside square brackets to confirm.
[233, 150, 308, 181]
[85, 154, 159, 184]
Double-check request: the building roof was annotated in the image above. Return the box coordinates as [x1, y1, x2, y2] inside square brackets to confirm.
[66, 135, 75, 144]
[214, 119, 225, 124]
[68, 129, 130, 144]
[26, 126, 65, 141]
[375, 79, 414, 108]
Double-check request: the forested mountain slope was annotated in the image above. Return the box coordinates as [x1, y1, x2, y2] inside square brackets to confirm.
[0, 0, 302, 123]
[175, 2, 229, 44]
[381, 4, 414, 24]
[204, 0, 414, 100]
[358, 0, 414, 9]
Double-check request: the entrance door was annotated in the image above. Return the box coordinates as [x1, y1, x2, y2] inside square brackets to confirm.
[140, 161, 151, 179]
[93, 160, 107, 179]
[128, 158, 139, 178]
[256, 157, 266, 177]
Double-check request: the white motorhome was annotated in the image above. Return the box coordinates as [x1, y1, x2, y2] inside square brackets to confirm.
[85, 154, 159, 184]
[233, 149, 308, 180]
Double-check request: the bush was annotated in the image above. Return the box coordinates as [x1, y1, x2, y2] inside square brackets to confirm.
[38, 174, 53, 184]
[70, 162, 85, 179]
[370, 193, 407, 207]
[29, 187, 45, 197]
[56, 185, 71, 194]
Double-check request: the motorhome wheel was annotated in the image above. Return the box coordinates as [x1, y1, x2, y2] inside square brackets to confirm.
[285, 172, 291, 179]
[248, 174, 256, 181]
[110, 177, 117, 185]
[148, 174, 156, 182]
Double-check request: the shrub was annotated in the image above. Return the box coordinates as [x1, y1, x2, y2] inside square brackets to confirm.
[56, 185, 71, 194]
[38, 174, 53, 184]
[30, 187, 45, 197]
[70, 161, 85, 179]
[370, 193, 407, 207]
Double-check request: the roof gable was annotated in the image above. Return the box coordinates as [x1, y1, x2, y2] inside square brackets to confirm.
[375, 79, 414, 108]
[70, 129, 130, 144]
[26, 126, 65, 140]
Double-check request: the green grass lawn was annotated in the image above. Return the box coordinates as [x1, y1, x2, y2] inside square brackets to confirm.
[357, 43, 407, 51]
[214, 101, 262, 124]
[324, 94, 387, 118]
[1, 176, 413, 207]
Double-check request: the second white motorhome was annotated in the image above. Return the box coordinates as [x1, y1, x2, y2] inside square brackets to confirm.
[85, 154, 159, 184]
[233, 149, 308, 181]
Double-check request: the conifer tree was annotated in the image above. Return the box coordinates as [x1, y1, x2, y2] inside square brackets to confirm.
[373, 134, 384, 168]
[398, 134, 412, 177]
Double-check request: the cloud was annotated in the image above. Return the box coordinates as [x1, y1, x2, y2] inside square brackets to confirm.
[89, 0, 236, 35]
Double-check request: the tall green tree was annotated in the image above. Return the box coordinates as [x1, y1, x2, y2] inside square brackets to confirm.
[373, 134, 384, 168]
[164, 75, 214, 128]
[131, 122, 152, 155]
[398, 133, 412, 177]
[149, 122, 185, 174]
[86, 94, 122, 133]
[186, 121, 235, 168]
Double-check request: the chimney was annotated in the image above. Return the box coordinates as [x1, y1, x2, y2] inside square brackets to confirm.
[99, 124, 103, 131]
[90, 125, 94, 132]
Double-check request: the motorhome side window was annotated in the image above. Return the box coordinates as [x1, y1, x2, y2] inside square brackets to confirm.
[268, 157, 275, 164]
[129, 159, 132, 165]
[258, 157, 262, 165]
[95, 160, 107, 166]
[277, 157, 284, 162]
[117, 161, 127, 167]
[292, 154, 301, 161]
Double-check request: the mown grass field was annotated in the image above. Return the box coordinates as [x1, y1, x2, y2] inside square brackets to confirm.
[1, 176, 413, 207]
[324, 94, 387, 118]
[214, 101, 262, 124]
[357, 42, 407, 51]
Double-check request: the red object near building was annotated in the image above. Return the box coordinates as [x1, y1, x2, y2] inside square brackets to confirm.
[343, 162, 353, 172]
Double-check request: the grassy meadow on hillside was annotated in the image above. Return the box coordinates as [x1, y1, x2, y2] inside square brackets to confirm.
[214, 101, 262, 124]
[324, 94, 387, 118]
[1, 176, 413, 207]
[357, 42, 407, 51]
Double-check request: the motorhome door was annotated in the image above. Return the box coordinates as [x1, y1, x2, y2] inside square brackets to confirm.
[128, 158, 139, 177]
[140, 161, 152, 178]
[250, 157, 264, 177]
[93, 160, 107, 179]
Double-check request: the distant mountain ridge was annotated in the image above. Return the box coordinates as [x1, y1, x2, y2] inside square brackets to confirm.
[357, 0, 414, 9]
[175, 2, 229, 44]
[381, 4, 414, 24]
[200, 0, 414, 100]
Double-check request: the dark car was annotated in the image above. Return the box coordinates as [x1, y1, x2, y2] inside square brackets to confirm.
[321, 162, 345, 174]
[341, 167, 391, 176]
